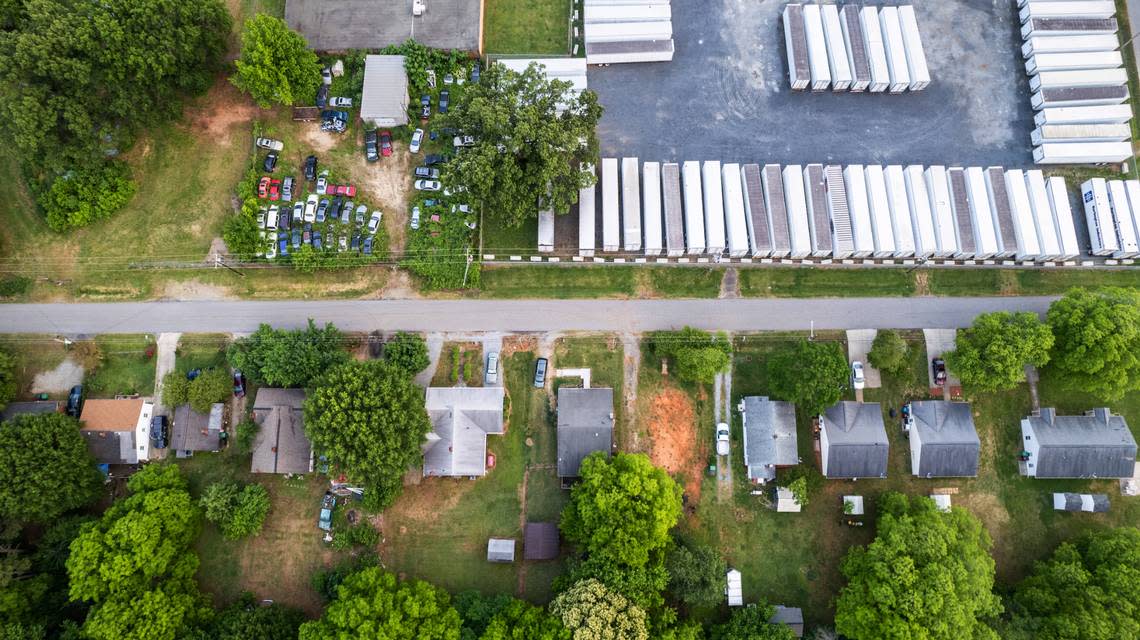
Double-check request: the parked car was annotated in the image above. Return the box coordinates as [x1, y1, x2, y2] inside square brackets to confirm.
[256, 208, 266, 228]
[932, 359, 947, 386]
[423, 198, 439, 207]
[533, 358, 548, 388]
[420, 94, 431, 107]
[292, 201, 304, 222]
[321, 67, 333, 85]
[471, 61, 481, 83]
[282, 177, 293, 201]
[329, 96, 353, 108]
[453, 135, 476, 147]
[364, 130, 379, 162]
[255, 137, 284, 151]
[851, 361, 865, 390]
[410, 206, 420, 230]
[316, 84, 329, 107]
[343, 184, 357, 197]
[451, 203, 470, 214]
[330, 197, 343, 221]
[355, 204, 367, 225]
[351, 234, 361, 251]
[340, 200, 353, 224]
[266, 205, 279, 230]
[362, 236, 373, 255]
[266, 238, 277, 259]
[232, 370, 246, 398]
[486, 352, 499, 384]
[409, 128, 423, 153]
[278, 235, 288, 257]
[278, 210, 290, 230]
[304, 155, 318, 181]
[303, 229, 311, 245]
[321, 109, 349, 123]
[150, 415, 169, 449]
[443, 73, 455, 85]
[318, 493, 335, 531]
[715, 422, 730, 456]
[414, 179, 441, 191]
[258, 176, 271, 198]
[338, 235, 347, 252]
[424, 154, 445, 166]
[66, 385, 83, 417]
[439, 90, 450, 113]
[313, 231, 323, 250]
[304, 194, 318, 222]
[316, 172, 328, 194]
[367, 210, 382, 234]
[291, 228, 301, 248]
[321, 118, 346, 133]
[415, 166, 440, 179]
[316, 199, 329, 223]
[268, 179, 281, 200]
[420, 103, 431, 119]
[380, 130, 392, 157]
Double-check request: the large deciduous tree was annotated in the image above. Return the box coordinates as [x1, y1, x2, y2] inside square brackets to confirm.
[187, 367, 232, 413]
[649, 327, 733, 384]
[299, 568, 460, 640]
[0, 413, 101, 523]
[549, 579, 649, 640]
[766, 340, 849, 415]
[666, 542, 727, 609]
[1046, 287, 1140, 400]
[1004, 527, 1140, 640]
[710, 604, 796, 640]
[384, 332, 431, 377]
[227, 320, 349, 388]
[304, 360, 431, 509]
[208, 593, 305, 640]
[867, 330, 909, 376]
[231, 14, 321, 108]
[200, 482, 271, 540]
[0, 350, 15, 411]
[442, 62, 603, 227]
[480, 600, 569, 640]
[945, 311, 1053, 392]
[835, 492, 1001, 640]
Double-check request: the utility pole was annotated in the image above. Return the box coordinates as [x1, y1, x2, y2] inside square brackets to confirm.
[810, 320, 815, 340]
[461, 251, 474, 287]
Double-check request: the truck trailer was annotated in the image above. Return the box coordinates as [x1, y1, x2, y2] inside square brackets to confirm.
[897, 5, 931, 90]
[860, 6, 890, 92]
[839, 4, 871, 91]
[844, 165, 876, 257]
[1003, 169, 1043, 260]
[1022, 34, 1120, 57]
[1107, 179, 1140, 258]
[803, 4, 832, 91]
[702, 161, 726, 255]
[1033, 141, 1133, 164]
[763, 164, 792, 257]
[965, 167, 1001, 259]
[661, 163, 685, 257]
[741, 164, 772, 257]
[1025, 50, 1123, 74]
[621, 157, 642, 252]
[925, 166, 961, 258]
[782, 165, 812, 259]
[1031, 85, 1129, 110]
[864, 165, 897, 258]
[803, 164, 833, 257]
[1031, 123, 1131, 145]
[642, 161, 663, 256]
[884, 165, 916, 257]
[825, 164, 855, 258]
[602, 158, 620, 252]
[1047, 176, 1082, 259]
[681, 161, 706, 255]
[1024, 169, 1062, 260]
[1021, 16, 1117, 38]
[578, 163, 596, 257]
[1019, 1, 1116, 24]
[821, 4, 853, 91]
[984, 166, 1019, 258]
[1033, 104, 1133, 126]
[783, 4, 811, 90]
[903, 164, 936, 258]
[722, 163, 750, 258]
[1081, 178, 1118, 256]
[947, 167, 977, 259]
[879, 7, 911, 93]
[1029, 68, 1128, 92]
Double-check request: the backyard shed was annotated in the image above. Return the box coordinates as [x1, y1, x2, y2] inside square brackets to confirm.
[803, 164, 832, 257]
[842, 495, 864, 515]
[984, 167, 1019, 258]
[359, 55, 409, 128]
[722, 162, 749, 257]
[621, 157, 642, 252]
[925, 165, 960, 258]
[947, 167, 977, 258]
[251, 389, 311, 474]
[742, 163, 772, 257]
[1021, 408, 1137, 478]
[930, 494, 952, 512]
[726, 569, 743, 606]
[741, 396, 798, 483]
[423, 387, 505, 478]
[524, 522, 560, 560]
[782, 165, 811, 258]
[820, 401, 889, 479]
[1024, 169, 1062, 259]
[771, 606, 805, 638]
[840, 4, 871, 91]
[844, 165, 875, 257]
[903, 164, 936, 258]
[703, 161, 727, 255]
[662, 163, 685, 256]
[1053, 493, 1110, 512]
[682, 161, 706, 254]
[578, 164, 596, 257]
[642, 161, 663, 256]
[907, 401, 980, 477]
[487, 538, 516, 563]
[557, 387, 614, 479]
[825, 164, 854, 258]
[884, 165, 916, 257]
[764, 164, 792, 257]
[602, 158, 620, 252]
[864, 165, 896, 258]
[1047, 176, 1081, 259]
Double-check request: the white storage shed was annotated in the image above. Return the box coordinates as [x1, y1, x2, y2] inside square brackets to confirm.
[642, 162, 663, 256]
[1034, 104, 1134, 126]
[621, 158, 641, 252]
[965, 167, 1000, 258]
[661, 163, 685, 257]
[722, 163, 749, 258]
[1081, 178, 1118, 256]
[703, 161, 727, 255]
[897, 6, 930, 90]
[903, 165, 936, 258]
[578, 164, 596, 257]
[782, 165, 812, 258]
[864, 165, 896, 258]
[1048, 176, 1082, 259]
[1024, 170, 1062, 260]
[764, 164, 792, 258]
[682, 161, 706, 255]
[826, 164, 855, 258]
[1003, 170, 1043, 260]
[821, 4, 852, 91]
[844, 165, 876, 257]
[879, 7, 911, 93]
[1107, 180, 1140, 258]
[859, 6, 890, 92]
[803, 164, 832, 257]
[784, 4, 811, 90]
[884, 165, 916, 257]
[803, 4, 832, 91]
[602, 158, 620, 252]
[840, 4, 871, 91]
[924, 166, 960, 258]
[984, 167, 1020, 259]
[947, 168, 977, 259]
[742, 164, 772, 257]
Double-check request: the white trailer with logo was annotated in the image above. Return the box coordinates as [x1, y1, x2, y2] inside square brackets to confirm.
[642, 162, 663, 256]
[947, 168, 977, 259]
[681, 161, 706, 255]
[860, 6, 890, 92]
[661, 163, 685, 257]
[985, 167, 1019, 258]
[1030, 68, 1128, 92]
[1003, 169, 1043, 260]
[903, 165, 936, 258]
[1081, 178, 1117, 256]
[844, 165, 876, 257]
[1025, 51, 1123, 74]
[1048, 176, 1082, 259]
[897, 5, 930, 90]
[803, 4, 831, 90]
[742, 164, 772, 257]
[924, 166, 960, 258]
[783, 165, 812, 259]
[840, 5, 871, 91]
[763, 164, 792, 258]
[578, 164, 596, 257]
[884, 165, 916, 257]
[965, 167, 1000, 258]
[602, 158, 620, 252]
[621, 158, 641, 252]
[1022, 34, 1120, 57]
[803, 164, 832, 257]
[1034, 104, 1133, 125]
[864, 165, 896, 258]
[1024, 170, 1062, 260]
[879, 7, 910, 93]
[1033, 141, 1133, 164]
[826, 165, 855, 258]
[821, 4, 852, 91]
[722, 163, 749, 258]
[784, 4, 811, 90]
[702, 161, 726, 255]
[1107, 180, 1139, 258]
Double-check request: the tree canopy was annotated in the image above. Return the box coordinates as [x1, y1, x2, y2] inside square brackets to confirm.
[766, 340, 849, 415]
[231, 14, 320, 108]
[667, 542, 727, 609]
[550, 579, 649, 640]
[384, 331, 431, 377]
[945, 312, 1053, 392]
[304, 360, 431, 509]
[0, 413, 101, 523]
[227, 320, 349, 388]
[187, 368, 232, 413]
[834, 492, 1001, 640]
[208, 594, 305, 640]
[650, 327, 733, 384]
[1004, 527, 1140, 640]
[867, 330, 909, 376]
[200, 482, 271, 540]
[0, 350, 15, 411]
[710, 604, 796, 640]
[299, 568, 460, 640]
[1046, 287, 1140, 400]
[480, 600, 569, 640]
[442, 62, 603, 227]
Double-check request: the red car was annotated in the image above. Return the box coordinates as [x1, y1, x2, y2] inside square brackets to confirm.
[258, 176, 271, 198]
[334, 184, 346, 196]
[269, 179, 282, 201]
[380, 130, 393, 157]
[344, 184, 357, 197]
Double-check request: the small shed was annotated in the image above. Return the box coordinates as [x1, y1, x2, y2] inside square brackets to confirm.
[770, 606, 805, 638]
[1053, 492, 1110, 512]
[774, 487, 802, 513]
[930, 494, 952, 512]
[842, 495, 864, 515]
[725, 569, 743, 606]
[487, 538, 516, 563]
[523, 522, 559, 561]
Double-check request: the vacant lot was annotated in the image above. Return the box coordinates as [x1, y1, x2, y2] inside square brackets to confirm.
[484, 0, 570, 54]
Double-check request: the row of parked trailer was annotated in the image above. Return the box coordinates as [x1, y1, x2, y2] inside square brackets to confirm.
[1018, 0, 1133, 164]
[570, 160, 1082, 262]
[1081, 178, 1140, 257]
[582, 0, 675, 64]
[783, 3, 929, 92]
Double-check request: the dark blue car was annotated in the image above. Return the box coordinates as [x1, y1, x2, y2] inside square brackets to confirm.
[362, 236, 373, 255]
[439, 90, 450, 114]
[66, 385, 83, 417]
[291, 229, 301, 249]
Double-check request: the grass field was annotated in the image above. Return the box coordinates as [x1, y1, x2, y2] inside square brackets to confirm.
[84, 335, 158, 397]
[478, 266, 725, 298]
[483, 0, 571, 54]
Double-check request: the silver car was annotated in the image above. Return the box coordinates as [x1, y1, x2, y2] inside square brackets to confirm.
[485, 352, 499, 384]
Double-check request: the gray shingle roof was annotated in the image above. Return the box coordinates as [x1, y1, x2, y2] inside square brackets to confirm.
[360, 55, 409, 127]
[911, 401, 980, 477]
[82, 431, 137, 465]
[556, 387, 614, 478]
[822, 401, 888, 479]
[524, 522, 559, 560]
[742, 396, 798, 482]
[251, 388, 311, 474]
[1, 401, 61, 422]
[1023, 408, 1137, 478]
[423, 387, 504, 477]
[171, 403, 224, 453]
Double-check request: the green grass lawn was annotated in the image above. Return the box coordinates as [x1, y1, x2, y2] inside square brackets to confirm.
[84, 335, 157, 397]
[483, 0, 571, 54]
[0, 335, 70, 399]
[478, 266, 639, 298]
[738, 266, 917, 297]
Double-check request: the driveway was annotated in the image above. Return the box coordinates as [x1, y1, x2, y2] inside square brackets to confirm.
[152, 333, 181, 414]
[845, 329, 882, 390]
[923, 328, 961, 390]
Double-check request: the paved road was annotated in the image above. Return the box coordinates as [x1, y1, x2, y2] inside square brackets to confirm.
[0, 297, 1058, 335]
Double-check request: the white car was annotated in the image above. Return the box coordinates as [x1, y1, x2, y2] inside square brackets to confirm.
[255, 137, 284, 151]
[329, 96, 353, 108]
[410, 206, 421, 230]
[716, 423, 730, 456]
[292, 202, 303, 222]
[450, 204, 470, 214]
[414, 179, 441, 191]
[265, 239, 276, 259]
[304, 194, 318, 222]
[410, 128, 424, 153]
[355, 205, 366, 225]
[321, 67, 332, 85]
[851, 361, 865, 390]
[316, 172, 328, 195]
[443, 185, 466, 197]
[367, 210, 383, 234]
[256, 208, 266, 228]
[453, 135, 476, 147]
[339, 235, 348, 252]
[266, 205, 279, 230]
[486, 352, 499, 384]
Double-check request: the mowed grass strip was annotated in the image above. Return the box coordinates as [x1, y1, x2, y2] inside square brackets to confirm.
[483, 0, 571, 54]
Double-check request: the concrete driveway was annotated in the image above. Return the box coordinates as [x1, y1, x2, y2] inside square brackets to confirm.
[845, 329, 882, 390]
[923, 329, 961, 389]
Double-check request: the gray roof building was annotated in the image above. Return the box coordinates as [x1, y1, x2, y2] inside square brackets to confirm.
[524, 522, 559, 560]
[1021, 408, 1137, 478]
[556, 387, 614, 478]
[359, 55, 409, 128]
[487, 538, 515, 563]
[741, 396, 798, 482]
[820, 401, 888, 479]
[171, 403, 224, 455]
[908, 401, 980, 478]
[1053, 492, 1110, 512]
[251, 389, 312, 475]
[285, 0, 481, 53]
[770, 606, 805, 638]
[423, 387, 504, 477]
[82, 431, 137, 465]
[1, 401, 62, 422]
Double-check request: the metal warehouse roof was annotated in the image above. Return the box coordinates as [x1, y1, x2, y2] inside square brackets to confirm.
[360, 55, 409, 127]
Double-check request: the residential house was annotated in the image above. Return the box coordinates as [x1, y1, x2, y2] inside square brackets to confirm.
[819, 401, 888, 479]
[741, 396, 798, 483]
[360, 55, 409, 128]
[556, 387, 614, 480]
[423, 387, 504, 477]
[1020, 407, 1137, 478]
[171, 403, 224, 457]
[79, 398, 153, 464]
[907, 400, 980, 477]
[251, 388, 312, 474]
[1, 401, 62, 422]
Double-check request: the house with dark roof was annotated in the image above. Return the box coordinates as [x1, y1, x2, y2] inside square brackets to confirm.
[741, 396, 798, 483]
[1, 401, 62, 422]
[251, 389, 312, 474]
[819, 401, 888, 479]
[79, 398, 153, 464]
[171, 403, 224, 457]
[556, 387, 614, 480]
[423, 387, 504, 478]
[1020, 408, 1137, 478]
[907, 401, 980, 477]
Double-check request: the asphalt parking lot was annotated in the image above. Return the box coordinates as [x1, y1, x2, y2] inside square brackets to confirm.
[588, 0, 1033, 167]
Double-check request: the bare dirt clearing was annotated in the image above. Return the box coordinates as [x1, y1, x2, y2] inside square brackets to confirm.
[31, 359, 84, 394]
[646, 385, 703, 501]
[357, 142, 413, 253]
[185, 81, 260, 144]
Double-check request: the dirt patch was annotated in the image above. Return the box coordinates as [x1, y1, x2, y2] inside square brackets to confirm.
[646, 385, 703, 501]
[31, 359, 84, 394]
[162, 280, 233, 301]
[300, 126, 339, 154]
[503, 335, 538, 355]
[913, 270, 930, 296]
[373, 267, 419, 299]
[184, 81, 260, 144]
[382, 478, 479, 522]
[357, 140, 414, 253]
